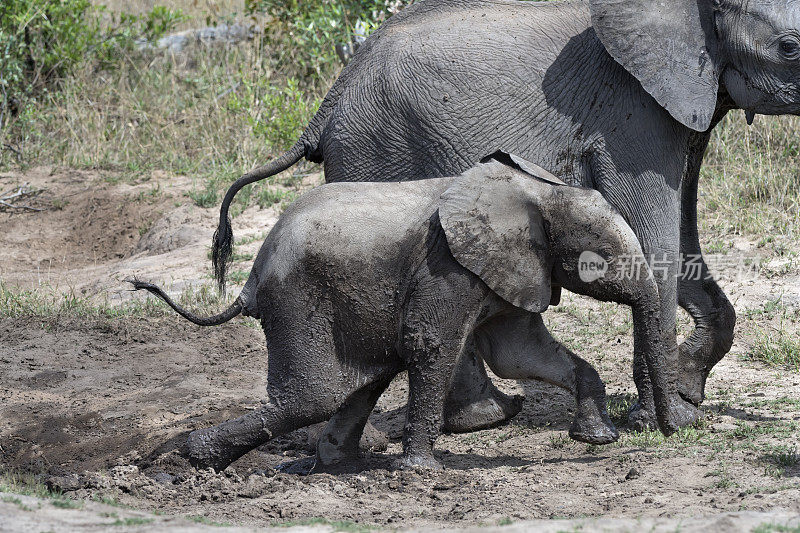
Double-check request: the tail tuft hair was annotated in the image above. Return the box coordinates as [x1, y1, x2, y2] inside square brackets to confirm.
[209, 142, 305, 295]
[211, 215, 233, 295]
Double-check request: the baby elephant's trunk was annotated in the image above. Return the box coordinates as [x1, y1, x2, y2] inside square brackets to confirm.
[128, 280, 242, 326]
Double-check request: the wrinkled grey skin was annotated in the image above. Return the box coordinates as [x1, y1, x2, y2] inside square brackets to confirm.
[136, 157, 684, 472]
[211, 0, 800, 432]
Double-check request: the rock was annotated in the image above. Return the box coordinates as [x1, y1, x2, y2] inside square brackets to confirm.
[110, 465, 140, 492]
[114, 450, 141, 466]
[136, 24, 255, 54]
[46, 473, 83, 492]
[151, 472, 175, 485]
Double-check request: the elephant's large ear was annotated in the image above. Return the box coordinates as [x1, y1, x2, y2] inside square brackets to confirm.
[589, 0, 719, 132]
[440, 162, 553, 313]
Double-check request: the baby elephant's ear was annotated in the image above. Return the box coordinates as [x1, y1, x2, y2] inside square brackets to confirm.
[440, 162, 553, 313]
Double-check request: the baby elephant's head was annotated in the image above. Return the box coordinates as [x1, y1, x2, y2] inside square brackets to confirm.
[439, 154, 655, 312]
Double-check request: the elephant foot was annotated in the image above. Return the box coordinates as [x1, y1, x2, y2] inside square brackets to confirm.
[359, 420, 389, 452]
[628, 396, 702, 435]
[569, 416, 619, 445]
[187, 427, 236, 472]
[313, 436, 361, 475]
[393, 453, 443, 472]
[276, 456, 316, 475]
[443, 390, 524, 434]
[627, 401, 658, 432]
[676, 345, 709, 406]
[666, 396, 702, 433]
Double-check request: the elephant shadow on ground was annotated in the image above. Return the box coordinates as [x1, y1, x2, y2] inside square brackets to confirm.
[146, 379, 626, 476]
[366, 379, 580, 439]
[271, 379, 599, 475]
[708, 404, 784, 423]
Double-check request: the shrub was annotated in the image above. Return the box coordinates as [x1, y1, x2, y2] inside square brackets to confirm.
[245, 0, 415, 85]
[0, 0, 186, 126]
[0, 0, 103, 118]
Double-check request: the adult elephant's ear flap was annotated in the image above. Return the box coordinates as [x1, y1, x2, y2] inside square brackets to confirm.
[439, 162, 553, 314]
[589, 0, 720, 132]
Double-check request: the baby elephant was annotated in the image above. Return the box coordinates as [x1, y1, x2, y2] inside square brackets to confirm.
[133, 153, 677, 472]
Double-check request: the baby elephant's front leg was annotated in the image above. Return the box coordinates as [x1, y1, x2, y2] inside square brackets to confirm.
[476, 312, 618, 445]
[567, 354, 618, 445]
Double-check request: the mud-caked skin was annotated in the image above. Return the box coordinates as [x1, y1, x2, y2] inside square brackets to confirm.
[137, 157, 689, 473]
[210, 0, 800, 432]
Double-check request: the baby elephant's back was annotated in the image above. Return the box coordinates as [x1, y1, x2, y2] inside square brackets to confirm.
[241, 179, 451, 323]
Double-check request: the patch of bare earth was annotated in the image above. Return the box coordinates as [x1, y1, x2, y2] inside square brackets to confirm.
[1, 168, 799, 531]
[0, 166, 301, 301]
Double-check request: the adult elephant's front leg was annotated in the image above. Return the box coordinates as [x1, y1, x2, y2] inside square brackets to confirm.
[613, 177, 701, 431]
[676, 138, 736, 405]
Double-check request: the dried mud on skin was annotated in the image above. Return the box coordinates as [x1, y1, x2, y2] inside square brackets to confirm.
[1, 168, 800, 530]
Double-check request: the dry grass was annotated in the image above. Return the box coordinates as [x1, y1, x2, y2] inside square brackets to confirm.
[0, 1, 328, 207]
[700, 114, 800, 239]
[0, 35, 322, 206]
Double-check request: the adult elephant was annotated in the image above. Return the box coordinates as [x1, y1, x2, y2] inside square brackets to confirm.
[212, 0, 800, 430]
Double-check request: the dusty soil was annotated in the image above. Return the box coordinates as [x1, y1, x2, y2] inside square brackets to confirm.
[1, 168, 799, 531]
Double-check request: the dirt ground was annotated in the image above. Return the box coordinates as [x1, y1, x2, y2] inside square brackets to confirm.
[1, 168, 799, 531]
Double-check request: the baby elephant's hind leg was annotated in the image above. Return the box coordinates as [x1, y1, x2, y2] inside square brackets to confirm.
[188, 397, 336, 472]
[477, 312, 618, 445]
[188, 404, 287, 472]
[312, 376, 394, 473]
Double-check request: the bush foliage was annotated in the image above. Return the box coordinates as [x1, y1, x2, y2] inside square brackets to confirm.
[0, 0, 185, 125]
[0, 0, 103, 114]
[247, 0, 415, 84]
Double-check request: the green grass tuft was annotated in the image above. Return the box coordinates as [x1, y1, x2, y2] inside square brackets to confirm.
[1, 495, 32, 511]
[746, 333, 800, 371]
[110, 517, 154, 526]
[186, 515, 232, 527]
[753, 524, 800, 533]
[0, 471, 57, 499]
[51, 498, 83, 509]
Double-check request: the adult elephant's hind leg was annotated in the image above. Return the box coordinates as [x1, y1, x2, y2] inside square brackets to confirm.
[442, 345, 524, 433]
[312, 376, 394, 473]
[678, 155, 736, 405]
[677, 274, 736, 404]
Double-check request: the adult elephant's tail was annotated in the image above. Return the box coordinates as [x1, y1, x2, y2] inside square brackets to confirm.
[212, 143, 305, 294]
[129, 279, 242, 326]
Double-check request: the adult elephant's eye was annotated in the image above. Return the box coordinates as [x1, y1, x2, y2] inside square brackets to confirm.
[779, 38, 800, 60]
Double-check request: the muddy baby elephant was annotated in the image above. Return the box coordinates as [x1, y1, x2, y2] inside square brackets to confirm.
[132, 153, 681, 472]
